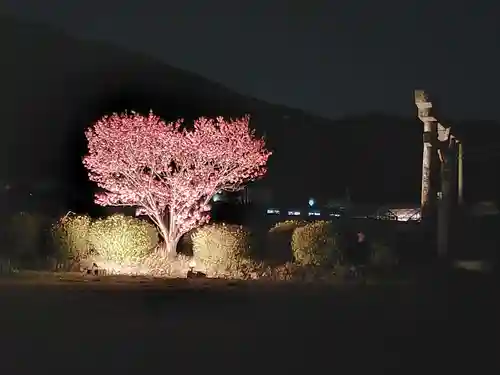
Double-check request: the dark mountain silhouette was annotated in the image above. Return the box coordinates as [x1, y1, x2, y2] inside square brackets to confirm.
[1, 15, 498, 214]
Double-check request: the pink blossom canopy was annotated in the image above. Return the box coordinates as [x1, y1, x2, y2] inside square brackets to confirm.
[83, 111, 271, 241]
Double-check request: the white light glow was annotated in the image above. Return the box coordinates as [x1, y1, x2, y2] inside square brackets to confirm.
[389, 209, 421, 221]
[308, 211, 320, 216]
[266, 208, 280, 214]
[288, 210, 301, 216]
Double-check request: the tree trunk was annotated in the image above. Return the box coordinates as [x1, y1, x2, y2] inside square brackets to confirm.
[164, 237, 180, 258]
[154, 213, 181, 257]
[155, 218, 171, 257]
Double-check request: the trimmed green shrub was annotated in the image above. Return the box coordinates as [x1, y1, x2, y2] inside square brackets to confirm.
[88, 214, 158, 265]
[269, 220, 307, 233]
[191, 224, 257, 277]
[267, 220, 307, 263]
[291, 221, 341, 266]
[51, 213, 92, 263]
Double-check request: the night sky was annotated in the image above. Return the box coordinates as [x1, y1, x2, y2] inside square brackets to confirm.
[1, 0, 498, 121]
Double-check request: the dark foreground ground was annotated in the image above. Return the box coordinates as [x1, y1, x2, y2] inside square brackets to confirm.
[0, 272, 497, 373]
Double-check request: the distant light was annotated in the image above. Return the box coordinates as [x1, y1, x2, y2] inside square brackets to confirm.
[308, 198, 315, 207]
[288, 210, 301, 216]
[212, 193, 223, 202]
[266, 208, 280, 215]
[389, 208, 421, 222]
[308, 211, 320, 216]
[329, 213, 341, 217]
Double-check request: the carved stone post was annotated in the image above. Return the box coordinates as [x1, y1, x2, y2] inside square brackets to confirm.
[415, 90, 438, 222]
[437, 135, 456, 258]
[415, 89, 464, 259]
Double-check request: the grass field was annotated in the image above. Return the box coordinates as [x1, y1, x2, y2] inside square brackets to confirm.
[0, 271, 495, 373]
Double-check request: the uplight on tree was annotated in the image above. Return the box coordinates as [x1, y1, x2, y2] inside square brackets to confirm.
[83, 111, 271, 256]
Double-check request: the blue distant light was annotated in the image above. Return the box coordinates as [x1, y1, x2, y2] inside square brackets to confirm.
[308, 198, 315, 207]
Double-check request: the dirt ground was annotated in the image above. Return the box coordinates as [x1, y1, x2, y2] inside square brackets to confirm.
[0, 272, 496, 373]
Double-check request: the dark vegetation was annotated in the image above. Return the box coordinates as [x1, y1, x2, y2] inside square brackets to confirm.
[1, 205, 498, 282]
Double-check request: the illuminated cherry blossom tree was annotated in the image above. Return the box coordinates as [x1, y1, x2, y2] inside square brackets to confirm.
[83, 111, 271, 256]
